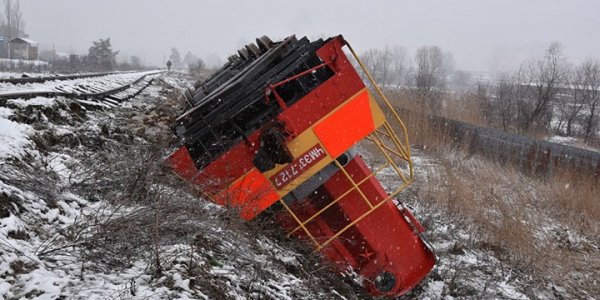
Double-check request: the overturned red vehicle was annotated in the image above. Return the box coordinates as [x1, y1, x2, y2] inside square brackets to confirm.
[166, 34, 436, 297]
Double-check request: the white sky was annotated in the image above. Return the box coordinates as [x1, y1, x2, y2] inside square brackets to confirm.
[20, 0, 600, 72]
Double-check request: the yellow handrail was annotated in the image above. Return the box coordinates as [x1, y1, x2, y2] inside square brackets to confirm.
[279, 40, 416, 253]
[345, 41, 413, 180]
[286, 161, 391, 236]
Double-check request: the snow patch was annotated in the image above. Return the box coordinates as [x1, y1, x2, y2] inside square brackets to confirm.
[0, 114, 32, 158]
[7, 96, 56, 107]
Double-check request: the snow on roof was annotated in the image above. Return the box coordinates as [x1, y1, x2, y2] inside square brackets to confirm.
[9, 37, 38, 46]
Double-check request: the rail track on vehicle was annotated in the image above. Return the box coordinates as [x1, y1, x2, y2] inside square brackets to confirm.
[0, 70, 164, 107]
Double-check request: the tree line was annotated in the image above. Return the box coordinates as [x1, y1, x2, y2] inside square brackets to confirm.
[360, 45, 454, 114]
[360, 43, 600, 145]
[0, 0, 25, 41]
[38, 40, 209, 75]
[168, 47, 206, 75]
[477, 43, 599, 144]
[40, 38, 132, 73]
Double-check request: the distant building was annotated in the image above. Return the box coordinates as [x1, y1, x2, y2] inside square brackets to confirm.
[9, 37, 39, 60]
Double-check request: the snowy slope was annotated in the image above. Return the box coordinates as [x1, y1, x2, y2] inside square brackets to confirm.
[0, 107, 33, 158]
[0, 73, 363, 299]
[0, 71, 159, 95]
[2, 71, 595, 299]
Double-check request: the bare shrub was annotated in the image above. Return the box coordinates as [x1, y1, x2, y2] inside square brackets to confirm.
[443, 92, 488, 127]
[384, 83, 599, 296]
[547, 167, 600, 235]
[412, 46, 454, 114]
[407, 149, 599, 297]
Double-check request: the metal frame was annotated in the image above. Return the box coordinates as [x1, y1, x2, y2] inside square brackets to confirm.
[273, 43, 416, 252]
[280, 119, 413, 251]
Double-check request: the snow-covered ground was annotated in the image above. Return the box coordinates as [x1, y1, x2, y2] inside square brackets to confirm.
[0, 71, 49, 79]
[546, 135, 600, 153]
[0, 59, 50, 74]
[0, 70, 159, 95]
[0, 106, 33, 158]
[0, 58, 49, 67]
[399, 150, 599, 299]
[1, 72, 597, 299]
[0, 73, 363, 299]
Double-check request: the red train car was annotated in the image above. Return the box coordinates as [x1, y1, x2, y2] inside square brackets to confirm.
[166, 35, 436, 297]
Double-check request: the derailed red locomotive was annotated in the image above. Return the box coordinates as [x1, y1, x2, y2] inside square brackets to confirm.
[166, 35, 436, 297]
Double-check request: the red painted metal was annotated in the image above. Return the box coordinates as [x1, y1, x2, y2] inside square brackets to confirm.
[312, 89, 374, 158]
[281, 156, 435, 296]
[269, 144, 327, 189]
[265, 60, 333, 111]
[167, 36, 364, 193]
[166, 35, 436, 298]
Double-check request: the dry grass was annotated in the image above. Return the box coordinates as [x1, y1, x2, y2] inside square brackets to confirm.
[547, 168, 600, 236]
[418, 150, 597, 294]
[377, 89, 599, 296]
[409, 148, 599, 298]
[387, 90, 488, 126]
[444, 94, 488, 126]
[382, 90, 457, 152]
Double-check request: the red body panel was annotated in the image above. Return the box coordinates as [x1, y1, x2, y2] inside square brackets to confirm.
[167, 37, 365, 195]
[166, 35, 435, 298]
[281, 156, 435, 296]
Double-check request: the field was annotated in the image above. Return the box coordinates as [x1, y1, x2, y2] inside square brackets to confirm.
[0, 72, 598, 299]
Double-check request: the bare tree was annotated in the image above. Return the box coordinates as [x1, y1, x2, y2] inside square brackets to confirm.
[507, 64, 534, 133]
[481, 72, 516, 131]
[11, 0, 21, 36]
[554, 62, 587, 136]
[413, 46, 453, 113]
[484, 63, 536, 133]
[389, 46, 408, 89]
[450, 69, 472, 95]
[494, 73, 514, 131]
[414, 46, 443, 92]
[360, 46, 407, 89]
[183, 51, 199, 67]
[0, 0, 25, 40]
[521, 42, 568, 133]
[86, 38, 119, 71]
[188, 56, 206, 76]
[169, 47, 182, 69]
[574, 59, 600, 143]
[130, 55, 143, 69]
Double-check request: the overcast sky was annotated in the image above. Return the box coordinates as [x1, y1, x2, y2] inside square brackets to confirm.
[20, 0, 600, 73]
